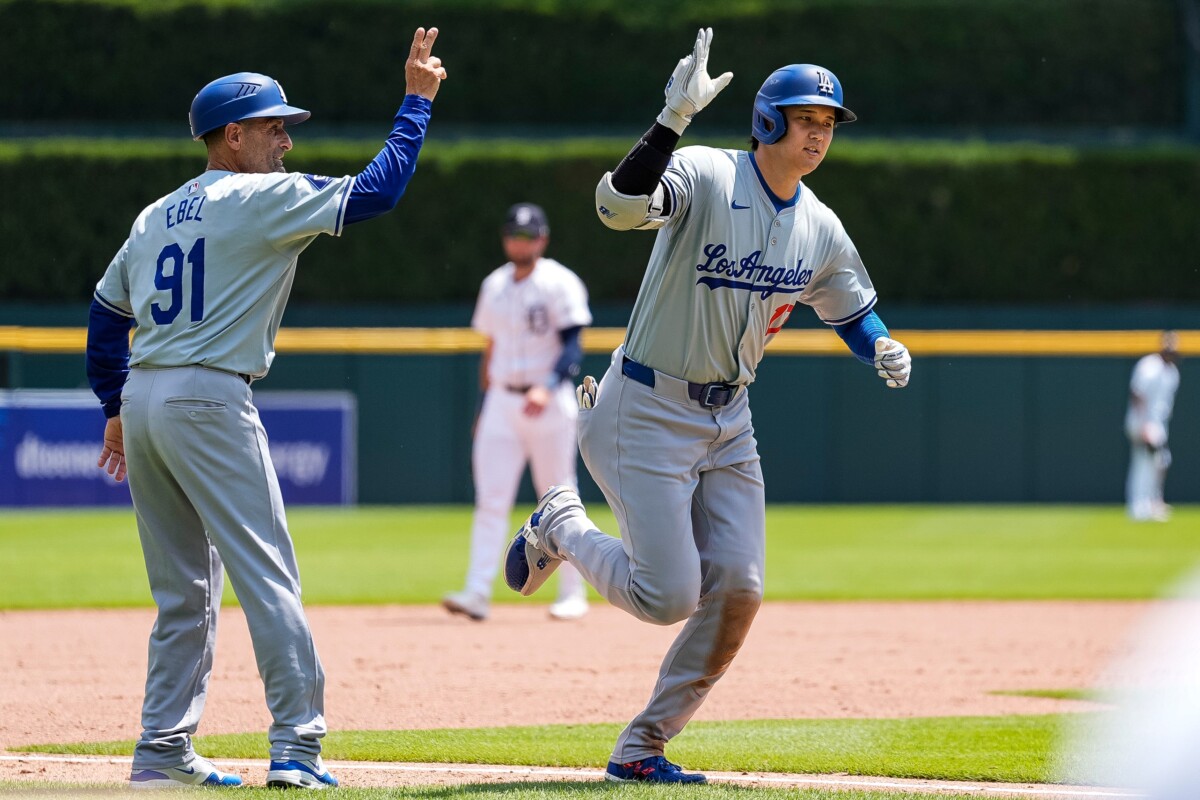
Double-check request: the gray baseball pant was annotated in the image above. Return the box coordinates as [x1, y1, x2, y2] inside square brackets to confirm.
[543, 349, 766, 762]
[121, 366, 325, 768]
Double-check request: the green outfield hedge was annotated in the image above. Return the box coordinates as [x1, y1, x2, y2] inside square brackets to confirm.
[1, 0, 1183, 131]
[4, 137, 1199, 304]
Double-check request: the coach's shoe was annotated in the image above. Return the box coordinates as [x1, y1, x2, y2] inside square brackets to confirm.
[505, 485, 577, 596]
[548, 592, 589, 621]
[605, 756, 707, 784]
[129, 754, 243, 788]
[266, 756, 339, 789]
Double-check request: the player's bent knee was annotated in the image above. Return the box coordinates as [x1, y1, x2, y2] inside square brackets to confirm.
[631, 578, 702, 625]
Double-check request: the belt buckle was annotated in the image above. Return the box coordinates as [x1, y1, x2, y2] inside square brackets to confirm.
[699, 382, 733, 408]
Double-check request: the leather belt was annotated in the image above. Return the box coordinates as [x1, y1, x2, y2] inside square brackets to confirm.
[505, 384, 532, 393]
[621, 356, 738, 409]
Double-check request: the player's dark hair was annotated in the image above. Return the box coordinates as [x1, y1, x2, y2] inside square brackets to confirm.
[749, 137, 760, 151]
[201, 126, 226, 149]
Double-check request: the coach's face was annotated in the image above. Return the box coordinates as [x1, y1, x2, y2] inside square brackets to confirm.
[774, 105, 837, 176]
[232, 117, 293, 173]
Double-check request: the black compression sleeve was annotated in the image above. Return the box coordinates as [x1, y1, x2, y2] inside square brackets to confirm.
[610, 123, 682, 197]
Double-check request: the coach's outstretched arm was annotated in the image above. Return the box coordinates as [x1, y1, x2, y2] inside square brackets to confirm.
[595, 27, 732, 231]
[344, 27, 447, 224]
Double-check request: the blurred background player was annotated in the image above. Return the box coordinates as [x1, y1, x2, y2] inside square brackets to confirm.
[504, 29, 910, 783]
[443, 203, 593, 622]
[1125, 330, 1182, 522]
[85, 29, 446, 789]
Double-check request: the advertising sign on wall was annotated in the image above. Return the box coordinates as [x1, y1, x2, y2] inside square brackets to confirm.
[0, 390, 356, 507]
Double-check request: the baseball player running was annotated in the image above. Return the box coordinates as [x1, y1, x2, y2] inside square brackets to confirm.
[1125, 331, 1182, 522]
[86, 29, 446, 789]
[444, 203, 593, 622]
[504, 28, 911, 783]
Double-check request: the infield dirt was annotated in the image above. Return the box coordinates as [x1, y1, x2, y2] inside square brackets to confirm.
[0, 601, 1146, 794]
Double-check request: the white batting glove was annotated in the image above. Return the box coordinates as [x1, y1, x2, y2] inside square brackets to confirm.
[576, 375, 597, 409]
[656, 27, 734, 135]
[874, 337, 911, 389]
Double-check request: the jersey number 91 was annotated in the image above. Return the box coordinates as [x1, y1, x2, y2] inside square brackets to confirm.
[152, 238, 206, 325]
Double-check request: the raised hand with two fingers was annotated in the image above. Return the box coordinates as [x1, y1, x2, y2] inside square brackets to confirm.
[406, 27, 447, 100]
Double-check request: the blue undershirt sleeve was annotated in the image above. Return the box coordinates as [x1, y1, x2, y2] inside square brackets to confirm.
[833, 310, 889, 366]
[552, 326, 584, 384]
[86, 298, 134, 418]
[343, 94, 432, 225]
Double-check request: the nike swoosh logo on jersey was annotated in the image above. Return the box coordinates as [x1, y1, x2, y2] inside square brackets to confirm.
[731, 201, 750, 209]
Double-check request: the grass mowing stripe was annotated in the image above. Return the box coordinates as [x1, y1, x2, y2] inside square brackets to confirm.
[2, 505, 1198, 608]
[23, 715, 1079, 784]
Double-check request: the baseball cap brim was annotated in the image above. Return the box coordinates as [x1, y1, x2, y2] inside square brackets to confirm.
[238, 103, 311, 126]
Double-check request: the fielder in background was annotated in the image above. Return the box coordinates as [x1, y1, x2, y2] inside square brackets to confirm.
[1125, 330, 1182, 522]
[444, 203, 593, 622]
[85, 28, 446, 790]
[504, 28, 911, 784]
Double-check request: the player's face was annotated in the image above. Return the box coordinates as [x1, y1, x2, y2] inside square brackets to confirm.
[777, 105, 837, 175]
[502, 233, 548, 268]
[234, 117, 293, 174]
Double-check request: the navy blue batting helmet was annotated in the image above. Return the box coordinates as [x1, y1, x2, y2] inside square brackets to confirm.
[189, 72, 311, 141]
[751, 64, 856, 145]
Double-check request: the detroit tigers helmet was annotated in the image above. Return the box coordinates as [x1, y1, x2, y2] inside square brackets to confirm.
[751, 64, 857, 145]
[189, 72, 311, 141]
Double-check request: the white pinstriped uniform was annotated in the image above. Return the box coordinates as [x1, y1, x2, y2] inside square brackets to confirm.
[466, 258, 592, 603]
[1125, 352, 1180, 520]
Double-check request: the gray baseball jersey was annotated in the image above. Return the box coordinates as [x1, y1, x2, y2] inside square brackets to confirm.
[625, 145, 876, 384]
[95, 171, 353, 378]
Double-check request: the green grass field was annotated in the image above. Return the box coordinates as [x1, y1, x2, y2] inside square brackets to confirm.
[2, 504, 1197, 608]
[6, 504, 1194, 797]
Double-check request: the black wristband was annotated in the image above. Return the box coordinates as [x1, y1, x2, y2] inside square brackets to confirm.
[611, 123, 681, 196]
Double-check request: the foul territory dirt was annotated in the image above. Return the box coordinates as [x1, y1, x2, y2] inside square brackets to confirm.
[0, 601, 1147, 793]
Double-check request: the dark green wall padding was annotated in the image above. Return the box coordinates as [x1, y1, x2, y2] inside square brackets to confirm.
[5, 344, 1196, 505]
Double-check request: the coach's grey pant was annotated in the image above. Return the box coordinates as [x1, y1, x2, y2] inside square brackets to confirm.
[543, 348, 765, 763]
[121, 366, 325, 769]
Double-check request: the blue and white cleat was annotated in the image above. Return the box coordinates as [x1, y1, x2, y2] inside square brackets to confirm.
[605, 756, 707, 784]
[129, 754, 243, 788]
[504, 485, 577, 596]
[266, 756, 339, 789]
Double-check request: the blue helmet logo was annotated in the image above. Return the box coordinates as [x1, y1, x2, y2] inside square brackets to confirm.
[752, 64, 856, 145]
[188, 72, 311, 141]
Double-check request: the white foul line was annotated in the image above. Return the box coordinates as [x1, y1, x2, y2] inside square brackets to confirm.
[0, 754, 1143, 798]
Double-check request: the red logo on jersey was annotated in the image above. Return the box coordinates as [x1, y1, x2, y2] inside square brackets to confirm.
[766, 303, 795, 335]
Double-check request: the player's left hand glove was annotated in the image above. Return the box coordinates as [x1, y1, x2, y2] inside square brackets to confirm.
[657, 27, 734, 135]
[874, 337, 911, 389]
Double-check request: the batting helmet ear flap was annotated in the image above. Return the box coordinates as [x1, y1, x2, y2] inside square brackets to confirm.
[752, 101, 788, 145]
